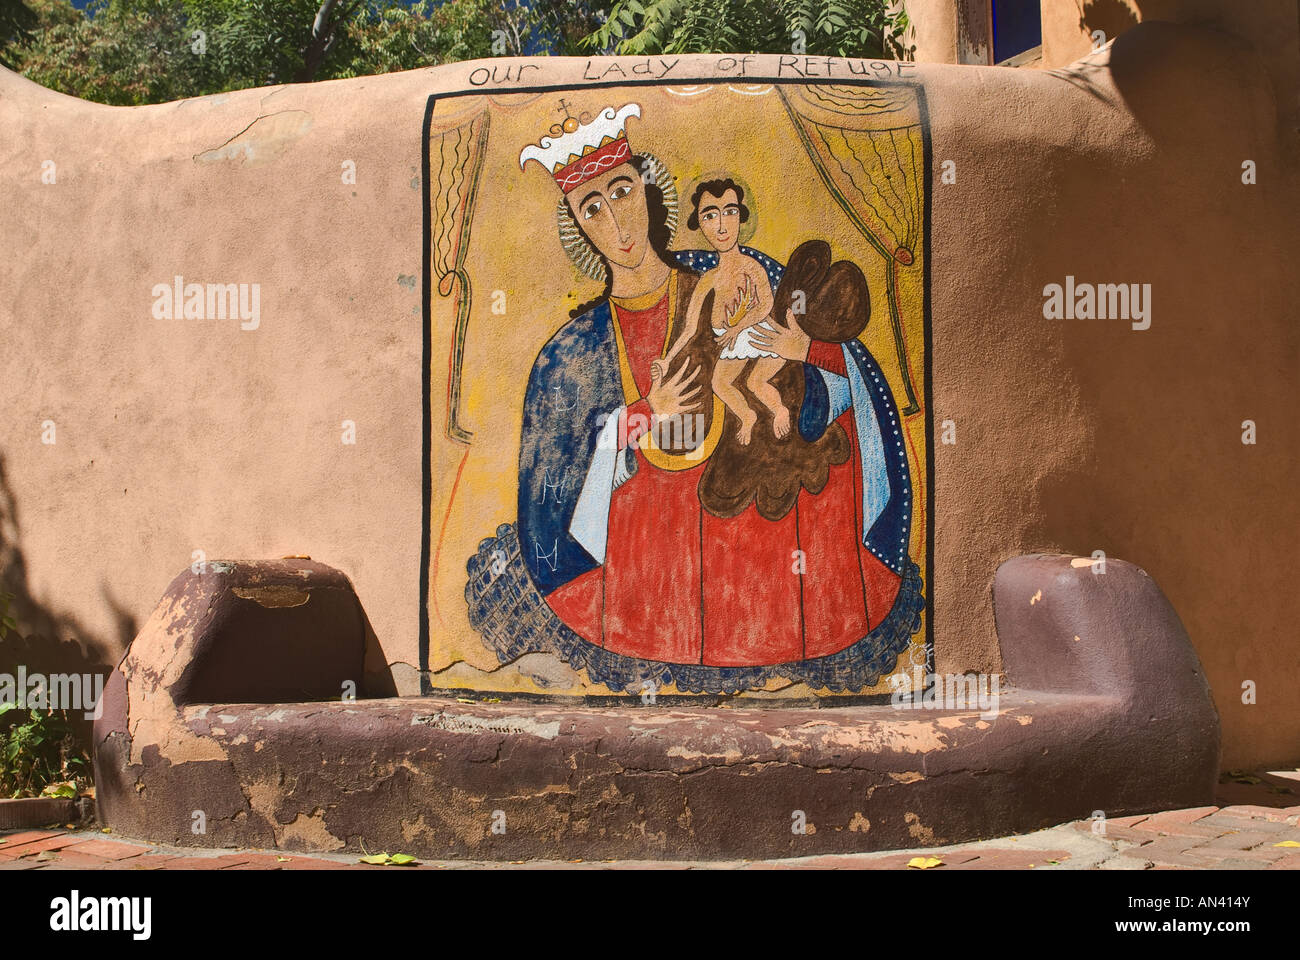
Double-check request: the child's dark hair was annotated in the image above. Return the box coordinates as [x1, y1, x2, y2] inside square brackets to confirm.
[687, 178, 749, 231]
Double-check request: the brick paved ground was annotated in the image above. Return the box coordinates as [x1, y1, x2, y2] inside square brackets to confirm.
[3, 771, 1295, 871]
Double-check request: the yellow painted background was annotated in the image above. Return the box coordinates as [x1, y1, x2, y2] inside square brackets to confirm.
[426, 82, 928, 697]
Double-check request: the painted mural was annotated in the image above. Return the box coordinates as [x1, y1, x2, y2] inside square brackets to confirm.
[423, 80, 930, 698]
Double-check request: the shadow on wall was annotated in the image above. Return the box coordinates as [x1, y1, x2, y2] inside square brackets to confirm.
[0, 451, 118, 733]
[1045, 55, 1118, 105]
[1081, 0, 1140, 46]
[1043, 0, 1140, 106]
[1036, 24, 1299, 767]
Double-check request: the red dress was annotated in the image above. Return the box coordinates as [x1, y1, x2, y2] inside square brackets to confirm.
[544, 285, 901, 666]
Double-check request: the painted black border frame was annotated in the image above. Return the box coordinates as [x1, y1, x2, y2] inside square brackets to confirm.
[420, 75, 934, 703]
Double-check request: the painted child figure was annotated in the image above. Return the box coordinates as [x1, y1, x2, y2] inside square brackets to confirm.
[654, 179, 789, 445]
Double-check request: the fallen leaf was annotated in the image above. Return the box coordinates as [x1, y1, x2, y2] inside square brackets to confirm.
[359, 851, 420, 866]
[906, 856, 943, 869]
[276, 856, 292, 862]
[101, 827, 112, 834]
[456, 698, 475, 704]
[1274, 841, 1300, 848]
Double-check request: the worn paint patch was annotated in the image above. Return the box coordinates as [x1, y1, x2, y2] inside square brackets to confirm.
[429, 651, 589, 694]
[194, 110, 313, 166]
[232, 585, 310, 608]
[279, 810, 345, 851]
[243, 778, 280, 820]
[904, 811, 935, 844]
[129, 712, 227, 765]
[849, 812, 871, 832]
[666, 745, 745, 764]
[400, 815, 438, 845]
[764, 717, 956, 755]
[412, 712, 561, 739]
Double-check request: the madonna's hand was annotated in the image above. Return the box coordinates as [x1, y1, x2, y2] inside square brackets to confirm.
[748, 308, 811, 362]
[647, 361, 704, 421]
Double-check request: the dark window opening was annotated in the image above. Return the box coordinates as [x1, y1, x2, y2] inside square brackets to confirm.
[992, 0, 1042, 64]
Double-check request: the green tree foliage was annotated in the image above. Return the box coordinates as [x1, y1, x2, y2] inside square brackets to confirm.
[0, 0, 39, 68]
[1, 0, 904, 105]
[3, 0, 606, 104]
[10, 0, 196, 104]
[583, 0, 907, 59]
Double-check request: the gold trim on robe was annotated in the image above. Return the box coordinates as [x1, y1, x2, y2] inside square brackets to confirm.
[609, 269, 724, 471]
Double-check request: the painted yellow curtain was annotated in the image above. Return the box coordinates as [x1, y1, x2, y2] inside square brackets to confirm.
[778, 84, 924, 415]
[429, 105, 491, 443]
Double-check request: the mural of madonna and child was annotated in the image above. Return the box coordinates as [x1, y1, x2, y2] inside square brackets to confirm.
[458, 88, 928, 695]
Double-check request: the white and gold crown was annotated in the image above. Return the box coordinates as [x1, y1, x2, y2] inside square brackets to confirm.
[519, 103, 641, 194]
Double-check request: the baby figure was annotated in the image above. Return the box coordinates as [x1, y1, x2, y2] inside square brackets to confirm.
[657, 178, 789, 445]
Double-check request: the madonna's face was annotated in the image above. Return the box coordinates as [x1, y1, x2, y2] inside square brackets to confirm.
[566, 163, 651, 272]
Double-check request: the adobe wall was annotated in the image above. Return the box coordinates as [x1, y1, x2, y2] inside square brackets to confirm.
[1, 21, 1295, 765]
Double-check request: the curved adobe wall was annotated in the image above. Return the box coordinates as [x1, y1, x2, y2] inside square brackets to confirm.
[1, 21, 1296, 765]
